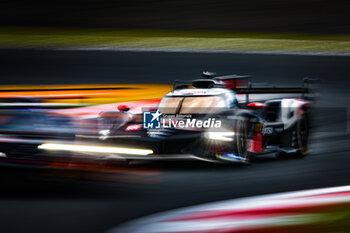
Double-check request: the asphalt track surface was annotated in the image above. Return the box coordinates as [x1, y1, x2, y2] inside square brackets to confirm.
[0, 48, 349, 233]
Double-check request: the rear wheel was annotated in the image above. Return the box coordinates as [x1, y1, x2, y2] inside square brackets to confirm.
[296, 113, 309, 157]
[276, 113, 309, 159]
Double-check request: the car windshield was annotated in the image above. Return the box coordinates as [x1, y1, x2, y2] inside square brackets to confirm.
[159, 95, 227, 114]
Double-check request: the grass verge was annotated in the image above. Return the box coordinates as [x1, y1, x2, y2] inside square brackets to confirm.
[0, 27, 349, 53]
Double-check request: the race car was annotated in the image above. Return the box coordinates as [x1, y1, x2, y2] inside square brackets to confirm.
[91, 72, 316, 163]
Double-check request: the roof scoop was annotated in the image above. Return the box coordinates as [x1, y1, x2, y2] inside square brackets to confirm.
[173, 72, 251, 90]
[192, 79, 218, 88]
[201, 71, 250, 89]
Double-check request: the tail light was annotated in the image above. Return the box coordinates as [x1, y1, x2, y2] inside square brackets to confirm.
[248, 124, 263, 153]
[219, 78, 247, 89]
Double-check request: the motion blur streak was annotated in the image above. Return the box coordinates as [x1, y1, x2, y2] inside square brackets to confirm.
[0, 84, 170, 106]
[111, 185, 350, 233]
[38, 143, 153, 155]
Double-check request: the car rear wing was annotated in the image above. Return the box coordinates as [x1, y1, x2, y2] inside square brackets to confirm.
[219, 80, 317, 106]
[234, 78, 318, 104]
[174, 72, 317, 91]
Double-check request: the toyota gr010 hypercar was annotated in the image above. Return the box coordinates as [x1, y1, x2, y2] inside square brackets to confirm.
[93, 72, 316, 163]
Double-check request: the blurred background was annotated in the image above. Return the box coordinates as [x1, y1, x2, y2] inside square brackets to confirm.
[0, 0, 349, 33]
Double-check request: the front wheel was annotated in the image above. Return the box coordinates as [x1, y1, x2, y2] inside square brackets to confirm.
[233, 117, 252, 162]
[214, 116, 253, 164]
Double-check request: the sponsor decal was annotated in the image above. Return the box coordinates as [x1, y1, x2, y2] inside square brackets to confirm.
[263, 127, 273, 134]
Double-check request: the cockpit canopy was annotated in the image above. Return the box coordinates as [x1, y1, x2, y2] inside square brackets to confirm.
[158, 88, 237, 114]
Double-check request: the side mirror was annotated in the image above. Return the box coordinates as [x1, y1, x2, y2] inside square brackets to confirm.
[117, 104, 130, 112]
[247, 102, 265, 109]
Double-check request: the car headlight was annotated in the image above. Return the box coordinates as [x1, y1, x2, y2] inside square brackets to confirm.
[205, 129, 235, 141]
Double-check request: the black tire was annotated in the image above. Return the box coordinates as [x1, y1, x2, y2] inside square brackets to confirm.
[295, 113, 310, 157]
[203, 110, 255, 163]
[276, 113, 310, 159]
[232, 116, 252, 163]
